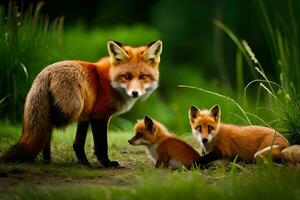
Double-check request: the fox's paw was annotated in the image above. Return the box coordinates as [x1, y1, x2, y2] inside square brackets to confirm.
[101, 160, 121, 168]
[77, 160, 92, 167]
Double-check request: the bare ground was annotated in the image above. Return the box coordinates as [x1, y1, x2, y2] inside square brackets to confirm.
[0, 150, 154, 190]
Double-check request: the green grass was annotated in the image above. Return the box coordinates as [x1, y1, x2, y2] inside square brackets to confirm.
[0, 123, 300, 200]
[2, 167, 300, 200]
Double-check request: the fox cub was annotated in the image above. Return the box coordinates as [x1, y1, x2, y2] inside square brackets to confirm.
[189, 105, 289, 165]
[129, 116, 200, 169]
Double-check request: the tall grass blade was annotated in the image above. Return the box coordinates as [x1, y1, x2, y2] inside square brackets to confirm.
[178, 85, 252, 125]
[235, 49, 244, 98]
[20, 62, 28, 79]
[0, 95, 9, 105]
[214, 20, 255, 76]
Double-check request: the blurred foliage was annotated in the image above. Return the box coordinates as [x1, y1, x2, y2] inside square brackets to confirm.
[60, 25, 160, 61]
[151, 0, 269, 89]
[0, 0, 299, 142]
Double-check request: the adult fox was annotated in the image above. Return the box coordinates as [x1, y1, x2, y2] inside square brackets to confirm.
[1, 40, 163, 167]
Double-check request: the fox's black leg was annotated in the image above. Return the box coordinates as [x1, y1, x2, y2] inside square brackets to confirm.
[73, 121, 91, 166]
[192, 150, 222, 169]
[90, 118, 120, 168]
[43, 134, 51, 164]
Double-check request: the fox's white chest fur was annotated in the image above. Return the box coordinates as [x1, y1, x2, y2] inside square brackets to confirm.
[147, 144, 158, 161]
[119, 97, 136, 114]
[115, 97, 137, 115]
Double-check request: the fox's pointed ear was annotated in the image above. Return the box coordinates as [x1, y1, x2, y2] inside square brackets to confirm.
[210, 105, 220, 122]
[144, 116, 155, 132]
[142, 40, 162, 64]
[189, 105, 200, 122]
[107, 40, 129, 65]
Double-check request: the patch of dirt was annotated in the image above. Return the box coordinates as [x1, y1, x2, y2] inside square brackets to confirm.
[0, 165, 137, 190]
[0, 151, 153, 191]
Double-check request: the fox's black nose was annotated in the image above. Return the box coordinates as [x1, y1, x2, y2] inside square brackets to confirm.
[132, 91, 139, 98]
[202, 138, 208, 144]
[128, 140, 132, 144]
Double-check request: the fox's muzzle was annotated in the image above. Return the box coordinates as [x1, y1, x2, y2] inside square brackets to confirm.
[131, 91, 139, 98]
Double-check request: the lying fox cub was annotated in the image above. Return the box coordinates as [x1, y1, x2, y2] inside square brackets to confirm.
[128, 116, 200, 169]
[189, 105, 289, 166]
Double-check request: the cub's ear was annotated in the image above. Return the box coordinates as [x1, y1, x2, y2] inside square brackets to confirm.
[142, 40, 163, 64]
[189, 105, 200, 122]
[144, 116, 155, 132]
[210, 105, 221, 122]
[107, 40, 129, 64]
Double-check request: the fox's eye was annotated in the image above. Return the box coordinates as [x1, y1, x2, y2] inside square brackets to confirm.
[122, 74, 131, 80]
[139, 74, 149, 80]
[195, 125, 202, 132]
[136, 132, 143, 137]
[208, 125, 214, 132]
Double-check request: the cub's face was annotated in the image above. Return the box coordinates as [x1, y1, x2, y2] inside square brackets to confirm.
[189, 105, 221, 145]
[128, 116, 157, 146]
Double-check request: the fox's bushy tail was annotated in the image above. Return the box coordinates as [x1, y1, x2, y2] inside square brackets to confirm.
[1, 72, 52, 162]
[1, 129, 52, 162]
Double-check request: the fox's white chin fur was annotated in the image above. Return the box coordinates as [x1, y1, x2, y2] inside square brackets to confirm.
[111, 80, 158, 100]
[132, 138, 150, 146]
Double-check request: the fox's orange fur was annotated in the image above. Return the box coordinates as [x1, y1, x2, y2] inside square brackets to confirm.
[2, 40, 162, 166]
[189, 105, 289, 165]
[129, 116, 200, 169]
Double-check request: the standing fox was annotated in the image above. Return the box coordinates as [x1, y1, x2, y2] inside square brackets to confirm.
[189, 105, 289, 166]
[128, 116, 200, 169]
[1, 40, 163, 167]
